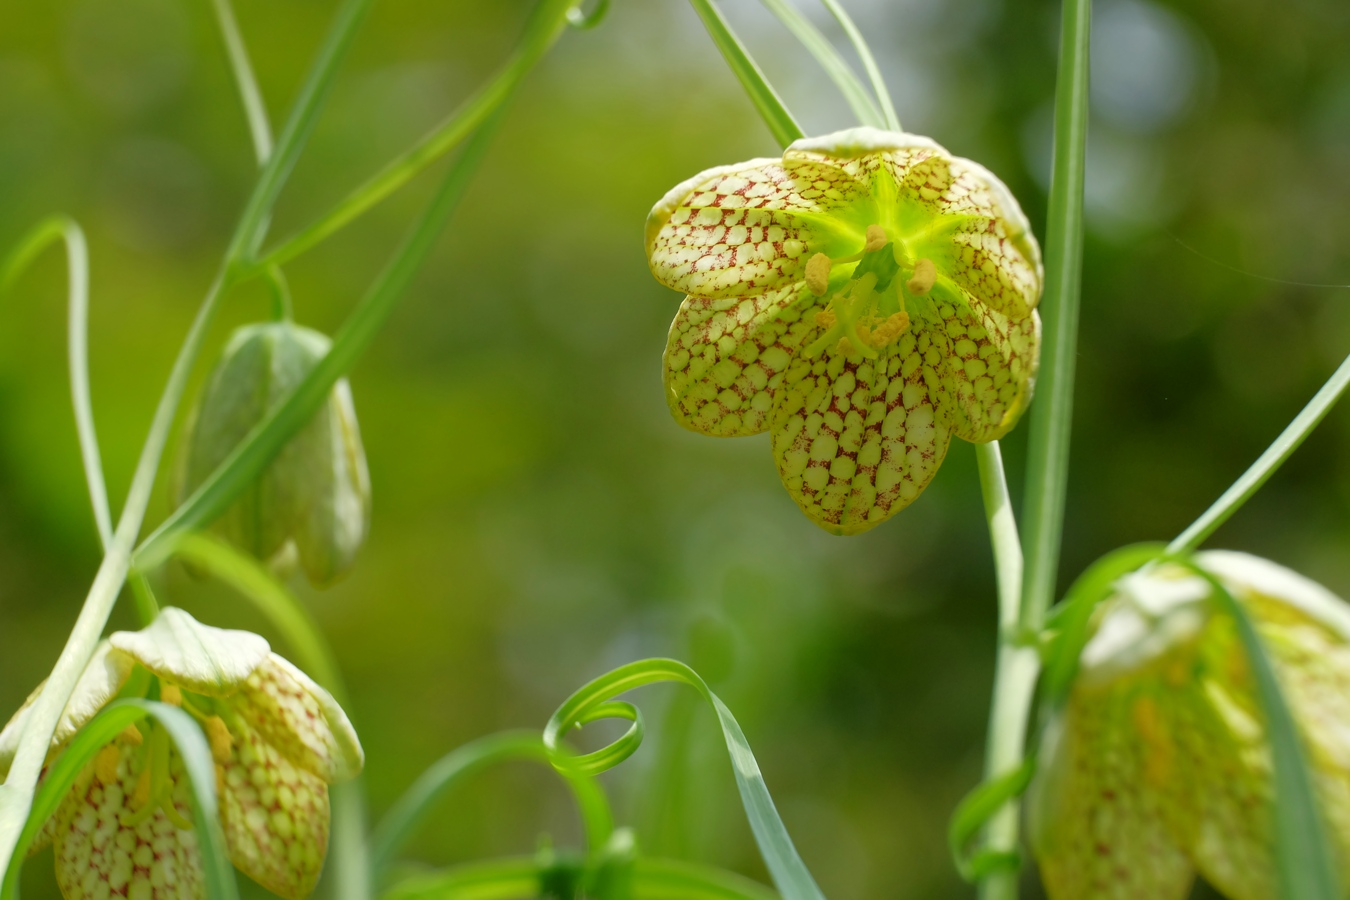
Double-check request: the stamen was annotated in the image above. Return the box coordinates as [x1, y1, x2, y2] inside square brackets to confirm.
[906, 258, 936, 296]
[120, 724, 143, 746]
[95, 744, 121, 786]
[804, 253, 832, 297]
[160, 683, 183, 707]
[814, 309, 836, 329]
[131, 767, 152, 811]
[205, 716, 234, 765]
[864, 224, 887, 253]
[868, 312, 911, 348]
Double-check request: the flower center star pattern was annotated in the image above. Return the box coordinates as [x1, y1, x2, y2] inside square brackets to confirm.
[646, 127, 1043, 534]
[0, 607, 363, 900]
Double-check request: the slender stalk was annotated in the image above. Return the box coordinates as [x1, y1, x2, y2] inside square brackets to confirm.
[0, 0, 375, 875]
[1169, 349, 1350, 554]
[1018, 0, 1091, 632]
[209, 0, 274, 165]
[687, 0, 803, 147]
[974, 442, 1038, 900]
[757, 0, 886, 128]
[817, 0, 901, 131]
[253, 0, 577, 273]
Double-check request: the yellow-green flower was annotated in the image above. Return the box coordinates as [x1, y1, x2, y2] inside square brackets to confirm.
[1029, 551, 1350, 900]
[646, 127, 1042, 534]
[0, 608, 363, 899]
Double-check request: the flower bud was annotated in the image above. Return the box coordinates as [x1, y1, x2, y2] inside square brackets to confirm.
[177, 322, 371, 586]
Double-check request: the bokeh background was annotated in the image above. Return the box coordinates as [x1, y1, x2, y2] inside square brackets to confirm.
[2, 0, 1349, 896]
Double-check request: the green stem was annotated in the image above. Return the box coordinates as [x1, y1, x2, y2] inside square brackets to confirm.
[1018, 0, 1091, 633]
[816, 0, 901, 131]
[1168, 349, 1350, 554]
[973, 442, 1038, 900]
[687, 0, 803, 147]
[209, 0, 274, 165]
[0, 0, 375, 877]
[252, 0, 578, 274]
[757, 0, 886, 128]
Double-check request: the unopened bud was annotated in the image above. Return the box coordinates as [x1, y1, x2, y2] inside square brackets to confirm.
[177, 322, 371, 586]
[804, 253, 832, 297]
[906, 258, 936, 296]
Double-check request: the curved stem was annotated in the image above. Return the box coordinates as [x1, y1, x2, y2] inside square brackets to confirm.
[1168, 349, 1350, 554]
[209, 0, 274, 165]
[252, 0, 578, 274]
[817, 0, 900, 131]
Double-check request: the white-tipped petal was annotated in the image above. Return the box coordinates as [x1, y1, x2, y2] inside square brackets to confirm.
[110, 607, 270, 698]
[232, 655, 363, 783]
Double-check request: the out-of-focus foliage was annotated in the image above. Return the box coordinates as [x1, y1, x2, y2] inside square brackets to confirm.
[0, 0, 1347, 897]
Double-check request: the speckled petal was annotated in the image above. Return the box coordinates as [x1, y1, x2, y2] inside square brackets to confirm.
[646, 158, 869, 300]
[788, 128, 1043, 319]
[231, 655, 363, 784]
[110, 607, 270, 698]
[937, 296, 1040, 443]
[1030, 687, 1195, 900]
[218, 718, 329, 900]
[54, 735, 204, 899]
[664, 284, 821, 436]
[770, 324, 954, 535]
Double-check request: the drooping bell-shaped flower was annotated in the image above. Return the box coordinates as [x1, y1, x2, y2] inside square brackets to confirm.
[177, 321, 371, 586]
[1028, 551, 1350, 900]
[646, 127, 1042, 534]
[0, 608, 364, 899]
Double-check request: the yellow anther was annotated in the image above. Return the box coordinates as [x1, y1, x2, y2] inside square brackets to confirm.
[906, 258, 936, 296]
[855, 322, 874, 346]
[131, 767, 152, 810]
[868, 311, 911, 348]
[160, 684, 183, 707]
[814, 309, 837, 328]
[834, 337, 854, 357]
[864, 224, 887, 253]
[95, 744, 121, 786]
[204, 716, 234, 765]
[804, 252, 832, 297]
[120, 724, 143, 746]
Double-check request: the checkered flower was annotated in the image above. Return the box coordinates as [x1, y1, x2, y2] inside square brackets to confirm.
[0, 608, 363, 899]
[647, 127, 1042, 534]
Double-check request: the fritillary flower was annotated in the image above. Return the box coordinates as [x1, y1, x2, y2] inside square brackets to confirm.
[646, 127, 1042, 534]
[0, 607, 363, 899]
[1030, 552, 1350, 900]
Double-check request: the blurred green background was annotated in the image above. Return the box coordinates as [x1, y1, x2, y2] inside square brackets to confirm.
[2, 0, 1349, 896]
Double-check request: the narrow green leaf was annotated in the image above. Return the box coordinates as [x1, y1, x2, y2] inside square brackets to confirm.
[208, 0, 274, 165]
[756, 0, 886, 128]
[815, 0, 900, 131]
[949, 761, 1035, 882]
[1, 700, 239, 900]
[544, 659, 825, 900]
[254, 0, 578, 272]
[1018, 0, 1091, 631]
[1182, 561, 1341, 900]
[370, 731, 614, 880]
[136, 107, 512, 571]
[1169, 349, 1350, 554]
[1, 216, 112, 548]
[686, 0, 804, 148]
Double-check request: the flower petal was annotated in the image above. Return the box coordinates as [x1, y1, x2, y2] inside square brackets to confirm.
[787, 128, 1043, 319]
[218, 718, 329, 900]
[770, 326, 954, 535]
[54, 735, 204, 899]
[231, 655, 363, 784]
[664, 284, 820, 436]
[935, 295, 1041, 444]
[0, 641, 135, 779]
[1029, 690, 1194, 900]
[646, 158, 869, 300]
[110, 607, 270, 698]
